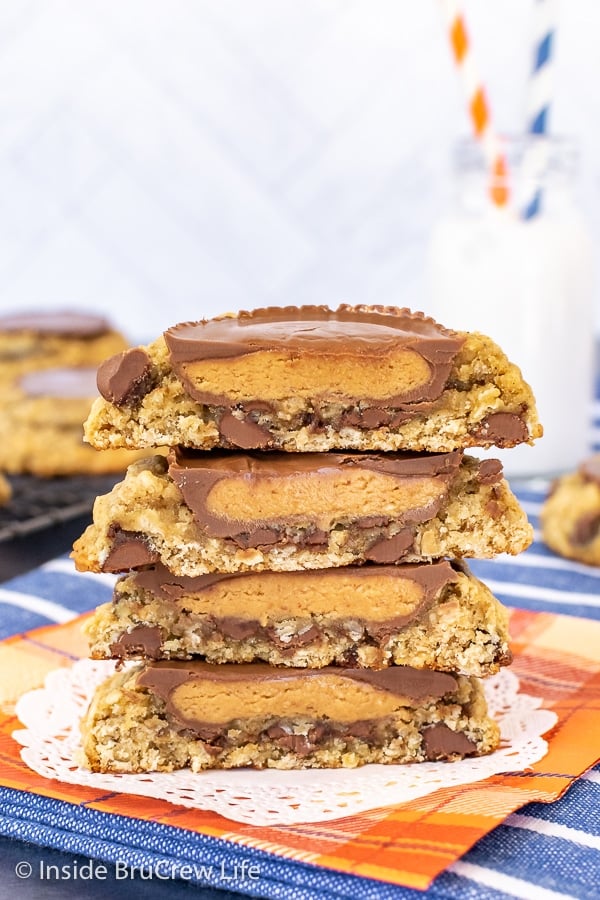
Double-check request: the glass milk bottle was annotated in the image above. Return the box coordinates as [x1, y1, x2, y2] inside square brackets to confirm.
[427, 137, 595, 477]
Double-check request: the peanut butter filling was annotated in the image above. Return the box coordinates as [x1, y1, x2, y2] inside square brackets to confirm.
[152, 569, 428, 623]
[178, 348, 431, 404]
[170, 676, 421, 723]
[206, 470, 446, 527]
[137, 662, 461, 732]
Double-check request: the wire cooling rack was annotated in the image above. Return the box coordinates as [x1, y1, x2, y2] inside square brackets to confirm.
[0, 474, 118, 542]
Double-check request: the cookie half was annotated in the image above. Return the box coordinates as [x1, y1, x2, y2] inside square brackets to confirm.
[86, 560, 511, 677]
[85, 305, 542, 454]
[80, 660, 500, 772]
[72, 449, 533, 575]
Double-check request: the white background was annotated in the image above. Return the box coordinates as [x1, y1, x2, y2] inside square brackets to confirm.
[0, 0, 597, 342]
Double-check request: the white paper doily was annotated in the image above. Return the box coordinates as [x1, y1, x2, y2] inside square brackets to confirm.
[13, 660, 557, 826]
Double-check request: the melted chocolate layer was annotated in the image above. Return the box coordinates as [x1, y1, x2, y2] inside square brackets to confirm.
[165, 305, 463, 361]
[130, 559, 458, 604]
[138, 660, 461, 707]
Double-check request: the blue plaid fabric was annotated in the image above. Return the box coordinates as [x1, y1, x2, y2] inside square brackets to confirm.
[1, 474, 599, 898]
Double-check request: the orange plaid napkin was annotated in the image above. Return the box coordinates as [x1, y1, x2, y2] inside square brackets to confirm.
[0, 607, 599, 891]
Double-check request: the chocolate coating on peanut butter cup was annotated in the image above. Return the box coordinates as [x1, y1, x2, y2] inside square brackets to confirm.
[165, 305, 463, 360]
[164, 305, 465, 405]
[167, 447, 463, 539]
[0, 311, 110, 337]
[130, 559, 458, 603]
[138, 660, 461, 707]
[109, 561, 459, 659]
[137, 662, 465, 740]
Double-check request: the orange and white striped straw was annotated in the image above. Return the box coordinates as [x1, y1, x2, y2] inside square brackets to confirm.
[439, 0, 509, 207]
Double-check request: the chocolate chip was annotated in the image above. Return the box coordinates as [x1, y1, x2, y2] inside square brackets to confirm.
[264, 726, 312, 756]
[422, 723, 476, 760]
[579, 455, 600, 486]
[230, 527, 282, 549]
[477, 459, 504, 485]
[218, 412, 272, 449]
[365, 529, 414, 563]
[103, 527, 160, 571]
[110, 625, 163, 660]
[219, 618, 259, 640]
[97, 347, 155, 406]
[571, 511, 600, 546]
[485, 499, 503, 519]
[471, 413, 529, 447]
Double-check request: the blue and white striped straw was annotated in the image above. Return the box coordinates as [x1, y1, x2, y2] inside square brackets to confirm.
[522, 0, 556, 219]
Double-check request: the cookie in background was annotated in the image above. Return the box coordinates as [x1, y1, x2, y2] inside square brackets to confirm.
[0, 310, 149, 476]
[0, 472, 11, 506]
[541, 455, 600, 565]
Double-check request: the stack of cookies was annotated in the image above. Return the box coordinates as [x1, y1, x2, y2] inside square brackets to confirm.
[73, 306, 541, 773]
